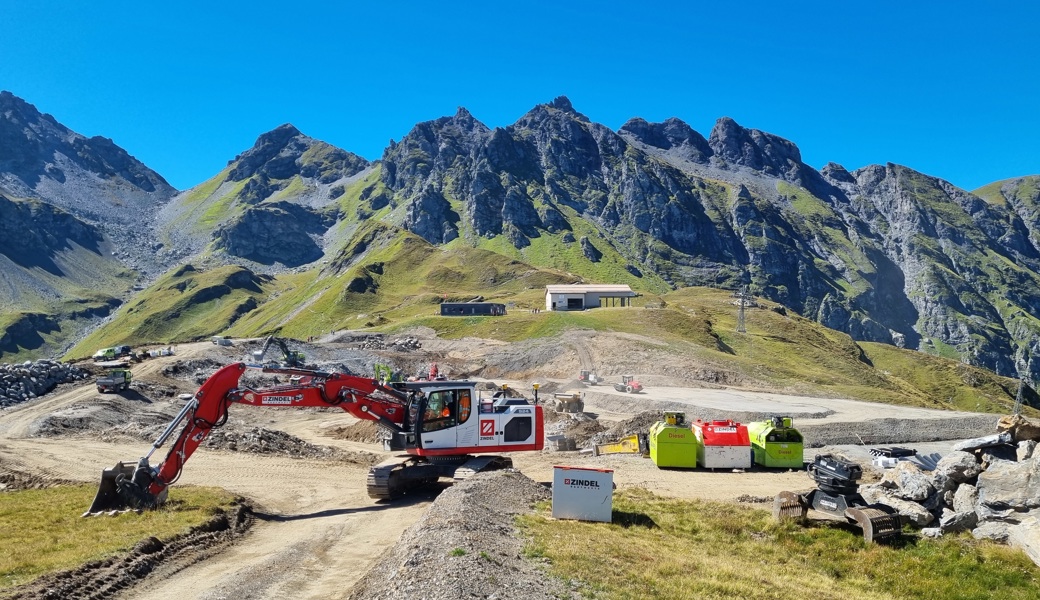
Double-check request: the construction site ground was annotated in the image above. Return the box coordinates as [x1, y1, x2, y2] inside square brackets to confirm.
[0, 332, 1000, 599]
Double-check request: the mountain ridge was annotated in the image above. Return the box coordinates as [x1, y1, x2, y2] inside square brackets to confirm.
[1, 90, 1038, 387]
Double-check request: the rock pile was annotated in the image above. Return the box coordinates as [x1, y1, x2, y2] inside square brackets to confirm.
[0, 360, 89, 408]
[859, 414, 1040, 566]
[348, 470, 578, 600]
[343, 334, 423, 352]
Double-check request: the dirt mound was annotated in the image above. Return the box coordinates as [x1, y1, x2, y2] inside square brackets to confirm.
[31, 397, 178, 441]
[586, 410, 664, 447]
[348, 470, 578, 600]
[564, 419, 607, 447]
[5, 503, 254, 600]
[326, 420, 380, 443]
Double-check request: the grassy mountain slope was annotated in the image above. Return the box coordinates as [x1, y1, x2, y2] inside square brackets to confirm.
[226, 223, 578, 340]
[66, 264, 274, 359]
[0, 194, 133, 360]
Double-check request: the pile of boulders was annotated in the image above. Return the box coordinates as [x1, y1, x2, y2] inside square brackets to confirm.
[859, 414, 1040, 565]
[0, 360, 89, 408]
[388, 336, 422, 351]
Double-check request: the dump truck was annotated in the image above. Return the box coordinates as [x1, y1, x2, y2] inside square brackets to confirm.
[96, 368, 132, 393]
[552, 392, 584, 413]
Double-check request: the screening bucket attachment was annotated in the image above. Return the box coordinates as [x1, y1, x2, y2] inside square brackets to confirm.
[772, 490, 808, 520]
[845, 506, 903, 543]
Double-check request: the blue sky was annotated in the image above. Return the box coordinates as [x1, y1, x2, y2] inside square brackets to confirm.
[1, 1, 1036, 192]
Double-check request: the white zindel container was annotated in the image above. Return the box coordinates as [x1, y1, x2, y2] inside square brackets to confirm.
[552, 466, 614, 522]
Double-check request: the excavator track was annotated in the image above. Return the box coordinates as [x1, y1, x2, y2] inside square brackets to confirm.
[366, 455, 515, 500]
[366, 457, 439, 500]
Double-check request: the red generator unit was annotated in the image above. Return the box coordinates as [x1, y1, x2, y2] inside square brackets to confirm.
[693, 419, 752, 469]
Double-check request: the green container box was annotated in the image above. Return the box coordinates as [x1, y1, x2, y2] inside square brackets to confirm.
[649, 421, 701, 468]
[747, 418, 804, 468]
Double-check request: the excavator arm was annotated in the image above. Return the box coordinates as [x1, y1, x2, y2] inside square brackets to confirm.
[87, 362, 412, 514]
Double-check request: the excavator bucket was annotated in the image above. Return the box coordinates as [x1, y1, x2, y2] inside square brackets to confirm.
[83, 461, 167, 516]
[84, 462, 137, 515]
[845, 506, 904, 543]
[772, 490, 808, 521]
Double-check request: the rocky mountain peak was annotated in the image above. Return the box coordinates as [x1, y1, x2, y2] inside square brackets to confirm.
[0, 91, 173, 219]
[549, 96, 575, 112]
[227, 124, 352, 183]
[620, 117, 713, 163]
[257, 123, 302, 147]
[516, 96, 591, 127]
[821, 161, 855, 184]
[708, 116, 803, 176]
[0, 91, 57, 128]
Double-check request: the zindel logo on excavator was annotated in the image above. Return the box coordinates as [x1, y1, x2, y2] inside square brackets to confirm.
[263, 395, 302, 405]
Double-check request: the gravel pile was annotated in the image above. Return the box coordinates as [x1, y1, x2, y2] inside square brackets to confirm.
[203, 427, 380, 465]
[0, 360, 90, 408]
[348, 470, 579, 600]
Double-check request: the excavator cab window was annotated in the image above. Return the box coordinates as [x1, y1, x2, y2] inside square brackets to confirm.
[421, 390, 458, 432]
[458, 390, 471, 423]
[406, 391, 424, 429]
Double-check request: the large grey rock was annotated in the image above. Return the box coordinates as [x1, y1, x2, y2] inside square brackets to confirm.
[940, 508, 978, 533]
[880, 461, 935, 502]
[1018, 440, 1037, 462]
[976, 455, 1040, 516]
[953, 483, 978, 514]
[980, 444, 1020, 466]
[1008, 517, 1040, 567]
[860, 485, 934, 526]
[952, 432, 1013, 452]
[973, 521, 1010, 543]
[932, 450, 982, 491]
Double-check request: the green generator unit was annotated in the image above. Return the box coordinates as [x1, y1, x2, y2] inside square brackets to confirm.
[747, 416, 804, 468]
[649, 412, 700, 468]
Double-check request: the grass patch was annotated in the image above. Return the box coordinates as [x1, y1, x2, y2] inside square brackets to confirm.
[0, 484, 237, 590]
[518, 489, 1039, 600]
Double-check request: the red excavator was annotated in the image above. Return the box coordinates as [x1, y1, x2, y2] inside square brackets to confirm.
[86, 362, 543, 514]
